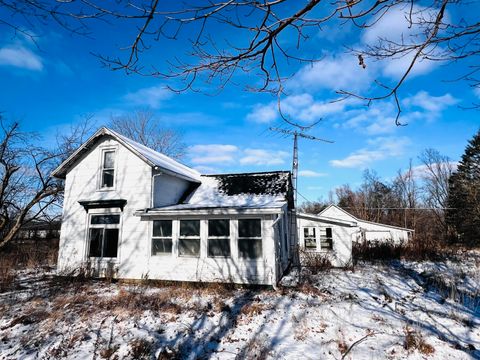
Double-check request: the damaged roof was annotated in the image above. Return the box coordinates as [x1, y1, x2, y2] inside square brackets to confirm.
[142, 171, 294, 214]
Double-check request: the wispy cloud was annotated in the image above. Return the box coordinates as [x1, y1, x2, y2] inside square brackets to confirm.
[188, 144, 289, 167]
[240, 149, 289, 166]
[246, 93, 355, 124]
[124, 85, 173, 108]
[402, 91, 458, 115]
[189, 144, 239, 165]
[330, 136, 411, 168]
[0, 44, 43, 71]
[298, 170, 328, 177]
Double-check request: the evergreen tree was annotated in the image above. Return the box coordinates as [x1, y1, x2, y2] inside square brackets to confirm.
[447, 129, 480, 245]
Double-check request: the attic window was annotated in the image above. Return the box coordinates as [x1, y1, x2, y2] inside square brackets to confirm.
[101, 150, 115, 188]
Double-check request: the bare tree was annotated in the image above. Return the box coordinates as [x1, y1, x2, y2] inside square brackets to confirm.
[418, 148, 455, 237]
[109, 109, 185, 159]
[1, 1, 479, 122]
[0, 115, 93, 250]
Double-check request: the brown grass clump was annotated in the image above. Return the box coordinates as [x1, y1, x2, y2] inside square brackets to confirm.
[129, 338, 153, 359]
[301, 251, 333, 274]
[240, 302, 270, 317]
[403, 326, 435, 355]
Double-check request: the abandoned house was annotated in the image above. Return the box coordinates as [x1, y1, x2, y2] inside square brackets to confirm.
[52, 127, 411, 285]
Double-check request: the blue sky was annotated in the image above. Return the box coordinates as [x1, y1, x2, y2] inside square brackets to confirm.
[0, 2, 479, 204]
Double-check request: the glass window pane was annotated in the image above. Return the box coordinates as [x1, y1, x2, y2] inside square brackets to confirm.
[88, 228, 103, 257]
[102, 169, 114, 187]
[238, 238, 262, 259]
[180, 220, 200, 237]
[104, 151, 115, 169]
[179, 238, 200, 256]
[153, 220, 172, 237]
[326, 227, 332, 239]
[91, 215, 120, 225]
[304, 227, 316, 249]
[103, 229, 119, 257]
[152, 238, 172, 255]
[208, 238, 230, 257]
[208, 219, 229, 237]
[238, 219, 261, 238]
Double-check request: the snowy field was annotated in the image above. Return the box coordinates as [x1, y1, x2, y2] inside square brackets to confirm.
[1, 255, 479, 359]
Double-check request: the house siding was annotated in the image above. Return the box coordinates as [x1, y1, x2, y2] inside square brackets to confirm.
[57, 137, 152, 277]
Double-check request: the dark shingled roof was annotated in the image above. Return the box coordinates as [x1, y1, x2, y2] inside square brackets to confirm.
[204, 171, 294, 208]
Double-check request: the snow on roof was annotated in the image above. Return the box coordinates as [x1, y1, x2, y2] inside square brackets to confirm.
[109, 129, 201, 182]
[143, 172, 292, 212]
[52, 127, 200, 182]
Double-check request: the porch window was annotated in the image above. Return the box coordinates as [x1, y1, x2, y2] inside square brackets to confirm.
[101, 150, 115, 188]
[208, 219, 230, 257]
[238, 219, 262, 259]
[179, 220, 200, 257]
[152, 220, 172, 255]
[88, 214, 120, 258]
[320, 227, 333, 250]
[304, 227, 317, 250]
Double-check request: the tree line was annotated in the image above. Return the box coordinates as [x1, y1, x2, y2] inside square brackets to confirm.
[301, 129, 480, 246]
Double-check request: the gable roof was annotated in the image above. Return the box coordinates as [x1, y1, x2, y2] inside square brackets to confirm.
[296, 212, 357, 227]
[318, 204, 414, 231]
[51, 127, 201, 183]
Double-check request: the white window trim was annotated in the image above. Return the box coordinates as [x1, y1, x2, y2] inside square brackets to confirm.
[178, 219, 201, 258]
[86, 212, 122, 262]
[151, 219, 174, 256]
[237, 218, 263, 260]
[97, 146, 118, 192]
[207, 219, 231, 258]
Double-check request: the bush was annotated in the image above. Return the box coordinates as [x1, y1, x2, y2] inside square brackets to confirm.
[300, 251, 332, 274]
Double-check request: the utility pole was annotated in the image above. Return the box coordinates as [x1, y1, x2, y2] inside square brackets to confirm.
[270, 127, 333, 207]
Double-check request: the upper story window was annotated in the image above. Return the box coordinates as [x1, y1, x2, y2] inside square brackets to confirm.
[101, 150, 115, 188]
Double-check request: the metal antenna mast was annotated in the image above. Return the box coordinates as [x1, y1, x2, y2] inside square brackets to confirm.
[270, 127, 333, 206]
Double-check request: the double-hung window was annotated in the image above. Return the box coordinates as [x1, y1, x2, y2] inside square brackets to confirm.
[208, 219, 230, 257]
[152, 220, 173, 255]
[179, 220, 200, 257]
[88, 214, 120, 258]
[304, 227, 317, 250]
[101, 150, 115, 188]
[238, 219, 262, 259]
[320, 227, 333, 250]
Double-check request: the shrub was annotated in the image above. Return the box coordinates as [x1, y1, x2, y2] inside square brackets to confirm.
[300, 251, 332, 274]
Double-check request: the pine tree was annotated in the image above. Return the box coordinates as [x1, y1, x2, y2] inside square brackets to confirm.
[447, 129, 480, 245]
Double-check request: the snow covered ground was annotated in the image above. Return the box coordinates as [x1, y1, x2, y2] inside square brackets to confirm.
[1, 254, 479, 360]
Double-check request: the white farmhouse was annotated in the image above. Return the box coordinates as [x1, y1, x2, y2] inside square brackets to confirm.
[53, 127, 413, 286]
[52, 127, 295, 286]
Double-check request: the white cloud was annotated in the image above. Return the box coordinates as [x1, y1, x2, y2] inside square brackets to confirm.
[240, 149, 289, 166]
[402, 91, 458, 114]
[189, 144, 239, 165]
[0, 44, 43, 71]
[246, 93, 356, 124]
[329, 136, 410, 168]
[124, 85, 173, 108]
[246, 103, 278, 123]
[362, 4, 445, 80]
[298, 170, 328, 177]
[291, 54, 375, 92]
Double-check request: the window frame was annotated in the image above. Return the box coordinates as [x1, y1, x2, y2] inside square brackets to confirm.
[320, 227, 333, 251]
[151, 220, 173, 256]
[178, 219, 201, 258]
[303, 226, 317, 251]
[207, 219, 231, 258]
[98, 147, 117, 191]
[87, 213, 121, 260]
[237, 218, 263, 260]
